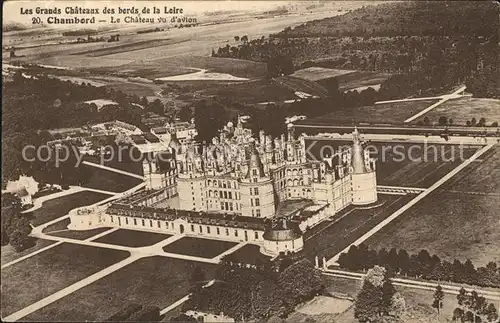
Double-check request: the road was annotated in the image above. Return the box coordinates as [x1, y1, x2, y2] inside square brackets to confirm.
[327, 143, 495, 266]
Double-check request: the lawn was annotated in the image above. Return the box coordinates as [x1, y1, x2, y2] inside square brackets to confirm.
[163, 237, 237, 258]
[93, 229, 171, 247]
[1, 239, 55, 267]
[367, 147, 500, 267]
[304, 139, 479, 188]
[414, 97, 500, 127]
[28, 191, 109, 226]
[23, 257, 217, 322]
[302, 194, 413, 261]
[224, 244, 271, 265]
[82, 165, 143, 192]
[48, 227, 112, 240]
[1, 243, 129, 318]
[83, 147, 144, 176]
[312, 99, 439, 125]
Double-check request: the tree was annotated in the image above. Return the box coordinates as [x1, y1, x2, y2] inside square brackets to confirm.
[438, 116, 448, 126]
[355, 280, 385, 322]
[423, 116, 430, 126]
[484, 303, 498, 322]
[432, 285, 444, 316]
[178, 106, 192, 122]
[234, 36, 240, 41]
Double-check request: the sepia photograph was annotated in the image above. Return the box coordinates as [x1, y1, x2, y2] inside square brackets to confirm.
[1, 0, 499, 322]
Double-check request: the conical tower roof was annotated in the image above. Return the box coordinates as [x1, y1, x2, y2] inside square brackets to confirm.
[351, 126, 367, 174]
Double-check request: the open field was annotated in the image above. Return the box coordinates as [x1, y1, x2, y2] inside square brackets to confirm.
[310, 99, 439, 125]
[28, 191, 109, 226]
[97, 55, 268, 79]
[1, 243, 129, 318]
[303, 194, 414, 261]
[162, 237, 237, 258]
[93, 229, 171, 247]
[23, 257, 217, 322]
[291, 67, 357, 82]
[367, 146, 500, 266]
[1, 239, 55, 266]
[414, 97, 500, 126]
[332, 70, 391, 92]
[304, 139, 479, 188]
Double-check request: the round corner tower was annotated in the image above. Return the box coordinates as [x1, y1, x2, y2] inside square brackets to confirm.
[350, 127, 377, 205]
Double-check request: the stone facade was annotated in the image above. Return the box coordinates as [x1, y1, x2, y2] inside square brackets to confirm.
[69, 125, 378, 256]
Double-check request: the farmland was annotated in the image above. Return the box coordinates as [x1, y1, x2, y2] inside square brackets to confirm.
[366, 146, 500, 266]
[23, 257, 217, 322]
[413, 97, 500, 126]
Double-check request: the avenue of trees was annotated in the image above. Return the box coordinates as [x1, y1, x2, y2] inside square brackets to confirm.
[338, 245, 500, 288]
[183, 258, 325, 321]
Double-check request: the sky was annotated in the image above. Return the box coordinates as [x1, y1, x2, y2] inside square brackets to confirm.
[3, 0, 287, 25]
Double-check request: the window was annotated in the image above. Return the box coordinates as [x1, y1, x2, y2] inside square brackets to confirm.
[224, 191, 228, 199]
[255, 232, 259, 239]
[252, 209, 255, 216]
[244, 231, 248, 241]
[199, 225, 203, 233]
[226, 228, 229, 236]
[228, 192, 232, 199]
[254, 187, 259, 195]
[229, 203, 233, 211]
[207, 226, 211, 234]
[223, 182, 227, 188]
[235, 230, 238, 237]
[220, 202, 224, 210]
[110, 216, 114, 223]
[166, 222, 169, 229]
[142, 219, 145, 226]
[256, 209, 261, 217]
[150, 220, 153, 227]
[225, 202, 229, 210]
[252, 169, 257, 176]
[255, 198, 260, 206]
[250, 188, 253, 195]
[251, 199, 254, 207]
[191, 224, 195, 232]
[216, 227, 220, 235]
[253, 178, 257, 183]
[157, 221, 161, 228]
[126, 218, 129, 225]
